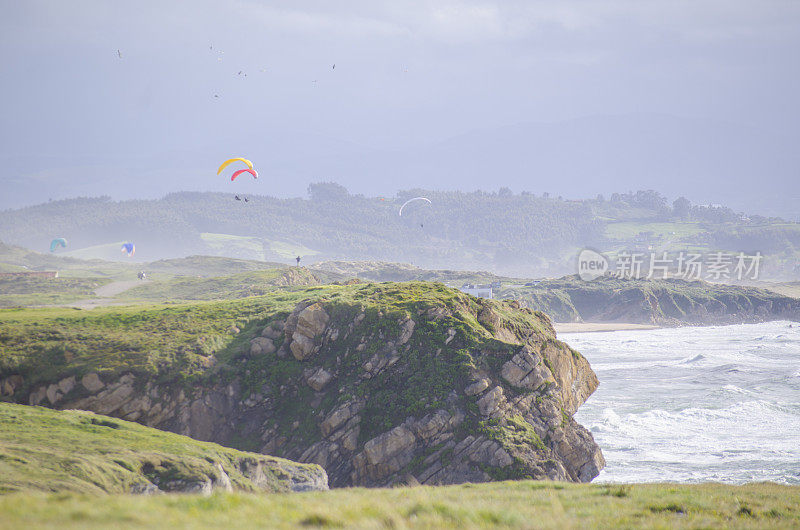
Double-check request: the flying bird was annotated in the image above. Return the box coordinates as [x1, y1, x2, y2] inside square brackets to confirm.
[244, 197, 249, 203]
[117, 49, 122, 59]
[332, 64, 335, 70]
[235, 195, 241, 201]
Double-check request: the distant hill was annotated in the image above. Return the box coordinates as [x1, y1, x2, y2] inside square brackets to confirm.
[2, 187, 798, 278]
[4, 115, 798, 220]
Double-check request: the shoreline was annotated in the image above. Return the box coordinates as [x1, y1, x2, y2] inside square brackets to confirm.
[554, 322, 660, 333]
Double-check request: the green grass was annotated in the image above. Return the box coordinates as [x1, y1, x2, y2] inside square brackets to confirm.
[115, 270, 304, 302]
[0, 277, 112, 308]
[268, 240, 319, 259]
[0, 282, 527, 391]
[604, 221, 705, 240]
[200, 233, 267, 260]
[199, 233, 320, 261]
[0, 402, 323, 495]
[1, 480, 798, 528]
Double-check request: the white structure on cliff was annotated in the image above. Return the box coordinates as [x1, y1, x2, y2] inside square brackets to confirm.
[458, 283, 494, 299]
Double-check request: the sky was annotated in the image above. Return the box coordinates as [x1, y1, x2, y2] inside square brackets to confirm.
[1, 1, 799, 217]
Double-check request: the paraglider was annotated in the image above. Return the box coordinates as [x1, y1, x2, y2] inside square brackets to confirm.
[230, 168, 258, 181]
[219, 158, 257, 203]
[398, 197, 432, 216]
[49, 238, 67, 253]
[121, 242, 135, 257]
[217, 158, 253, 176]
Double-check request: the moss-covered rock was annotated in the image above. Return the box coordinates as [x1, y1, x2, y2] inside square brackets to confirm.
[1, 282, 604, 488]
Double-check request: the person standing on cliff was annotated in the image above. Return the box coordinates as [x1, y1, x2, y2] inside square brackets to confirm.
[296, 256, 301, 267]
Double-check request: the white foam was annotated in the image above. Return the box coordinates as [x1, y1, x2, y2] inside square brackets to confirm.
[570, 321, 800, 484]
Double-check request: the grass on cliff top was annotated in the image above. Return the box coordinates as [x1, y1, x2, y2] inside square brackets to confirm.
[0, 281, 547, 391]
[1, 481, 798, 529]
[114, 269, 313, 302]
[0, 277, 113, 308]
[0, 402, 320, 495]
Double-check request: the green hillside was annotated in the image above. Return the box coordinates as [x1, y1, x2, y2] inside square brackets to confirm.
[5, 187, 796, 277]
[0, 402, 326, 495]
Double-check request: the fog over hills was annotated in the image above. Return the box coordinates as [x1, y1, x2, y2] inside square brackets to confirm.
[3, 113, 797, 220]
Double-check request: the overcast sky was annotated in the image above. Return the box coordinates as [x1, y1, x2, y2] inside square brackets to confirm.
[1, 1, 799, 214]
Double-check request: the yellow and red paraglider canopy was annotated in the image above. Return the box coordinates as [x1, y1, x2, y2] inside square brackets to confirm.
[217, 158, 254, 175]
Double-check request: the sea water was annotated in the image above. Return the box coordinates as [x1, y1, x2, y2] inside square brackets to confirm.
[562, 321, 800, 484]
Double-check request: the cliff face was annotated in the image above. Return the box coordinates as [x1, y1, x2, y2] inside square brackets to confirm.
[5, 283, 604, 487]
[503, 276, 800, 325]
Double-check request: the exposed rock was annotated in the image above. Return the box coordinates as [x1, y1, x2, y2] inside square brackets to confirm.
[250, 337, 276, 356]
[228, 326, 240, 334]
[477, 386, 505, 416]
[45, 384, 61, 405]
[410, 410, 452, 440]
[501, 347, 555, 391]
[364, 425, 416, 464]
[81, 373, 104, 392]
[362, 346, 400, 378]
[542, 342, 598, 415]
[57, 377, 74, 394]
[261, 324, 283, 339]
[130, 481, 160, 495]
[306, 368, 333, 391]
[464, 378, 490, 396]
[286, 302, 330, 360]
[397, 319, 415, 345]
[321, 401, 364, 437]
[0, 375, 23, 397]
[12, 287, 603, 490]
[478, 303, 519, 343]
[28, 386, 47, 406]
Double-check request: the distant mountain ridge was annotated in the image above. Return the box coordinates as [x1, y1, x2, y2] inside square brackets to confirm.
[3, 114, 798, 219]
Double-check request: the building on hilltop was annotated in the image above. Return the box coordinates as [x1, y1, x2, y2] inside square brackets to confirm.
[459, 283, 493, 299]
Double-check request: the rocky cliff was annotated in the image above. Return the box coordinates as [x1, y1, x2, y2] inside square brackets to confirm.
[502, 276, 800, 325]
[2, 282, 604, 487]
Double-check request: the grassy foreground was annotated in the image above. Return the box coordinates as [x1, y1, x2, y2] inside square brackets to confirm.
[1, 481, 798, 529]
[0, 403, 324, 496]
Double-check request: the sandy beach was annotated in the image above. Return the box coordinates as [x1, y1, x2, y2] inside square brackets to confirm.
[554, 322, 660, 333]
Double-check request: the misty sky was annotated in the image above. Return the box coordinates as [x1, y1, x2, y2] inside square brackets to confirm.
[1, 1, 799, 216]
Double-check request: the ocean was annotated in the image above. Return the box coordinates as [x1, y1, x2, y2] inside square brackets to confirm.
[562, 321, 800, 484]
